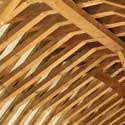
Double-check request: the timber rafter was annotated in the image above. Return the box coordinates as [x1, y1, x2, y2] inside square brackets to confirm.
[0, 0, 124, 124]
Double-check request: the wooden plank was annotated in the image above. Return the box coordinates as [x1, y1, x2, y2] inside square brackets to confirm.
[0, 51, 119, 123]
[72, 94, 121, 125]
[42, 1, 125, 90]
[0, 10, 57, 53]
[0, 20, 72, 73]
[0, 46, 107, 106]
[90, 100, 123, 125]
[101, 108, 125, 125]
[64, 86, 111, 124]
[111, 115, 125, 125]
[78, 0, 125, 9]
[90, 68, 125, 98]
[0, 0, 124, 124]
[0, 0, 22, 24]
[118, 50, 125, 71]
[76, 97, 123, 125]
[43, 0, 125, 52]
[65, 64, 124, 124]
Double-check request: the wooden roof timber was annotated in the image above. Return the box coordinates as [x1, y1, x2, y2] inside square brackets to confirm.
[102, 108, 125, 125]
[89, 67, 125, 98]
[78, 0, 125, 9]
[43, 0, 124, 51]
[0, 0, 42, 24]
[0, 0, 22, 24]
[0, 0, 124, 124]
[43, 0, 125, 75]
[72, 96, 123, 124]
[0, 51, 123, 124]
[0, 56, 122, 124]
[1, 1, 123, 70]
[42, 0, 125, 90]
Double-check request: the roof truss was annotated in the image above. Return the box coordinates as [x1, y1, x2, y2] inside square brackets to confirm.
[0, 0, 124, 124]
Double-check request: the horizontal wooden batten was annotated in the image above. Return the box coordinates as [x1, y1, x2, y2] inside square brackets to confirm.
[0, 0, 124, 124]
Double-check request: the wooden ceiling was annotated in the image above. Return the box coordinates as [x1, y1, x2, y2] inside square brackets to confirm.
[0, 0, 125, 124]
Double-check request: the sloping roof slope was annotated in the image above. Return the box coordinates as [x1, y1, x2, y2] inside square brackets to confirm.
[0, 0, 124, 124]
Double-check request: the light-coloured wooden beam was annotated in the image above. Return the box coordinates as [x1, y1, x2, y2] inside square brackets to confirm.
[0, 0, 43, 24]
[0, 0, 22, 24]
[0, 51, 119, 124]
[0, 20, 72, 73]
[0, 0, 124, 124]
[101, 108, 125, 125]
[97, 106, 124, 125]
[9, 0, 43, 22]
[0, 30, 84, 88]
[41, 1, 125, 93]
[111, 115, 125, 125]
[0, 10, 57, 53]
[78, 0, 125, 9]
[0, 46, 107, 106]
[15, 49, 113, 107]
[42, 0, 125, 52]
[93, 11, 125, 18]
[65, 63, 124, 124]
[78, 0, 103, 8]
[64, 86, 111, 124]
[118, 50, 125, 71]
[73, 94, 121, 125]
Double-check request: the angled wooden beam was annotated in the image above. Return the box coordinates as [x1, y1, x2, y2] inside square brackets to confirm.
[90, 68, 125, 98]
[70, 60, 125, 124]
[0, 0, 43, 24]
[15, 49, 113, 106]
[101, 0, 125, 9]
[0, 9, 57, 53]
[85, 98, 123, 125]
[0, 0, 22, 24]
[117, 50, 125, 71]
[0, 46, 107, 106]
[0, 0, 124, 124]
[111, 115, 125, 125]
[64, 86, 111, 124]
[93, 11, 125, 18]
[41, 1, 125, 93]
[73, 94, 121, 125]
[9, 0, 43, 22]
[0, 51, 118, 123]
[105, 22, 125, 28]
[0, 20, 72, 73]
[42, 0, 125, 52]
[78, 0, 125, 9]
[78, 0, 103, 8]
[97, 106, 124, 125]
[101, 108, 125, 125]
[65, 63, 124, 124]
[0, 48, 119, 121]
[0, 30, 84, 88]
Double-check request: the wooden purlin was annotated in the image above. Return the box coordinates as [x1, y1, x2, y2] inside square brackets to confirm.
[89, 67, 125, 98]
[77, 0, 125, 72]
[0, 51, 123, 124]
[0, 0, 124, 124]
[101, 108, 125, 125]
[0, 0, 22, 24]
[1, 0, 124, 78]
[42, 0, 125, 96]
[78, 0, 125, 9]
[64, 63, 125, 124]
[43, 0, 125, 52]
[73, 96, 123, 125]
[43, 0, 125, 77]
